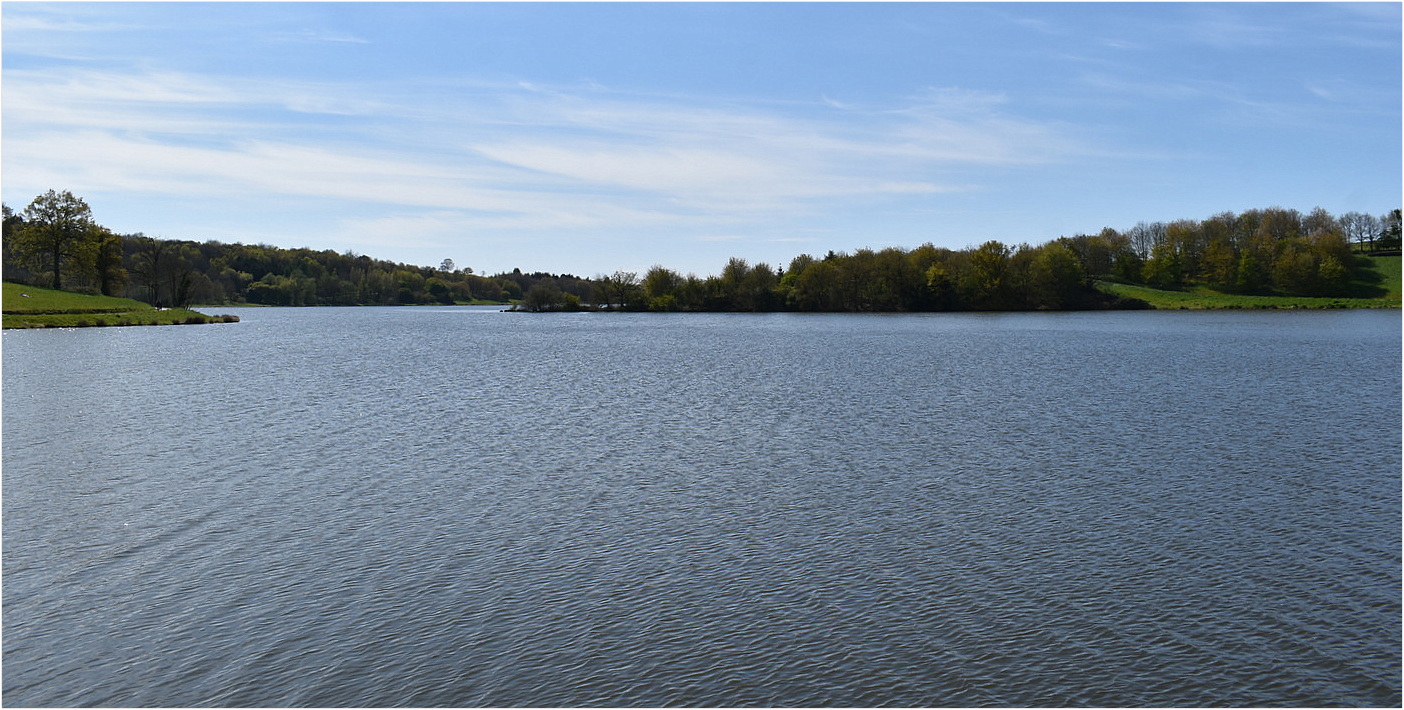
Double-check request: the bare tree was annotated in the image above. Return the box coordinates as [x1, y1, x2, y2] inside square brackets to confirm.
[1126, 221, 1166, 259]
[132, 236, 170, 306]
[1302, 206, 1339, 237]
[1339, 212, 1381, 252]
[593, 271, 640, 309]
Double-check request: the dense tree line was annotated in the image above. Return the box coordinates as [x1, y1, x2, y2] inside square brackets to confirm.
[589, 241, 1130, 313]
[1115, 206, 1401, 296]
[573, 206, 1399, 313]
[4, 190, 1399, 312]
[2, 191, 587, 308]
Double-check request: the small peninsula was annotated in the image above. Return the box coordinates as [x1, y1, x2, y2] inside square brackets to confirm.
[2, 282, 238, 329]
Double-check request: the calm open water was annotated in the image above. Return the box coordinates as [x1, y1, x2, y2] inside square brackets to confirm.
[3, 307, 1400, 707]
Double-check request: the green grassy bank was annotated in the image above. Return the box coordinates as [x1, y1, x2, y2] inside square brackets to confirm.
[3, 282, 240, 328]
[1096, 255, 1402, 310]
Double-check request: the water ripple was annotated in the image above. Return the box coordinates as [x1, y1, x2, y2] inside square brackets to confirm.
[3, 309, 1399, 707]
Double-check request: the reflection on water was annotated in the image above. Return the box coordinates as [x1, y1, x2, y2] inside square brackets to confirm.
[3, 308, 1399, 706]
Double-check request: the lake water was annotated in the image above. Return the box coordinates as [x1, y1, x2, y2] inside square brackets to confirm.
[2, 307, 1400, 707]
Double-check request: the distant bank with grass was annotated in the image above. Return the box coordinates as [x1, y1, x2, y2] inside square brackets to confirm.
[1096, 255, 1401, 310]
[2, 282, 240, 329]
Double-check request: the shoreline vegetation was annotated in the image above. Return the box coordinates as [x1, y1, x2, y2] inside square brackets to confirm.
[3, 190, 1400, 321]
[503, 252, 1401, 313]
[3, 257, 1396, 329]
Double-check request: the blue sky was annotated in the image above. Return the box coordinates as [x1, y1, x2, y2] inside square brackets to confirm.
[3, 2, 1399, 278]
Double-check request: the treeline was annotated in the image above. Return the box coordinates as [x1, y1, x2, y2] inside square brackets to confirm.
[2, 191, 588, 308]
[573, 241, 1133, 313]
[4, 190, 1399, 312]
[553, 206, 1402, 312]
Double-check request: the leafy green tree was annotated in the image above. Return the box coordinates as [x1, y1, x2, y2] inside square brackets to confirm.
[1272, 240, 1318, 294]
[643, 265, 683, 310]
[1201, 239, 1238, 291]
[1, 203, 20, 234]
[1028, 241, 1086, 309]
[425, 277, 454, 304]
[393, 268, 426, 303]
[1058, 234, 1110, 279]
[1163, 220, 1204, 280]
[869, 246, 920, 310]
[13, 189, 97, 289]
[960, 240, 1011, 309]
[1142, 242, 1183, 288]
[1234, 251, 1268, 293]
[924, 260, 957, 310]
[776, 254, 812, 308]
[738, 261, 779, 311]
[790, 258, 839, 311]
[522, 281, 563, 311]
[714, 257, 750, 310]
[1316, 255, 1348, 294]
[499, 278, 523, 302]
[2, 204, 31, 283]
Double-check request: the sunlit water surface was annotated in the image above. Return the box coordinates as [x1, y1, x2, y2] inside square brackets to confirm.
[3, 308, 1399, 707]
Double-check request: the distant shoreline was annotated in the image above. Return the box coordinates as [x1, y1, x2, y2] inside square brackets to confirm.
[8, 255, 1398, 328]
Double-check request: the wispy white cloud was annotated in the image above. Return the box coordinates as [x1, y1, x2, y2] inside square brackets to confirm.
[2, 0, 1394, 278]
[1099, 38, 1144, 51]
[5, 68, 391, 121]
[272, 28, 370, 44]
[3, 55, 1114, 277]
[1175, 9, 1293, 50]
[0, 14, 134, 33]
[4, 65, 1080, 226]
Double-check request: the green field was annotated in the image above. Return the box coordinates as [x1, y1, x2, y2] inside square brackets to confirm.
[1097, 255, 1402, 310]
[3, 282, 240, 328]
[1361, 254, 1403, 301]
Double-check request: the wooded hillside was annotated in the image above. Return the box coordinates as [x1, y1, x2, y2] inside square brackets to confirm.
[4, 190, 1399, 312]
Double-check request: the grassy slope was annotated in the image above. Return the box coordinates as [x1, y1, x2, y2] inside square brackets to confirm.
[3, 282, 238, 328]
[1097, 255, 1402, 310]
[1361, 255, 1402, 300]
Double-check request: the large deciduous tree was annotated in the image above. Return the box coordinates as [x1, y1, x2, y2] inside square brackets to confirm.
[14, 189, 96, 289]
[1028, 241, 1086, 309]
